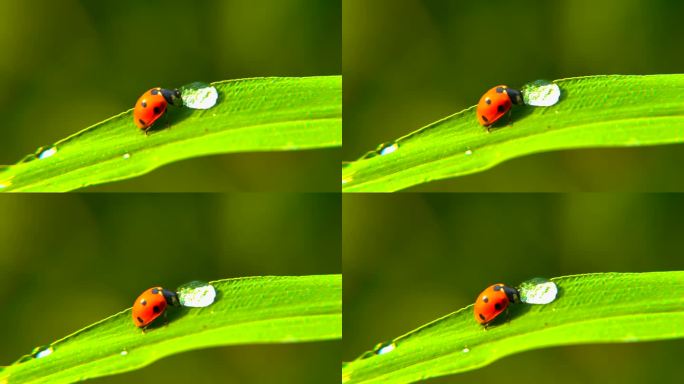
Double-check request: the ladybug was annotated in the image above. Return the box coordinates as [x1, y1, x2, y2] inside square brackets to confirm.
[473, 283, 520, 327]
[132, 287, 179, 328]
[476, 85, 523, 129]
[133, 88, 182, 133]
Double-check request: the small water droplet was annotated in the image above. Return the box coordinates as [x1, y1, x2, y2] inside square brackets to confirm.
[122, 153, 131, 160]
[180, 82, 218, 110]
[462, 346, 470, 353]
[464, 149, 473, 156]
[373, 341, 396, 355]
[38, 147, 57, 160]
[120, 349, 128, 356]
[521, 80, 561, 107]
[518, 278, 558, 304]
[378, 142, 399, 156]
[342, 176, 352, 185]
[176, 281, 216, 307]
[33, 346, 54, 359]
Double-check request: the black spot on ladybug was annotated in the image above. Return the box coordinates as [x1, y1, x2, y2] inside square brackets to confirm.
[136, 317, 144, 323]
[481, 115, 489, 123]
[496, 87, 504, 93]
[138, 119, 146, 126]
[494, 302, 502, 311]
[153, 106, 161, 115]
[141, 100, 147, 108]
[151, 288, 160, 294]
[493, 285, 502, 291]
[478, 313, 485, 321]
[140, 299, 147, 306]
[482, 296, 489, 303]
[153, 305, 161, 314]
[151, 89, 159, 95]
[497, 104, 506, 113]
[485, 97, 491, 105]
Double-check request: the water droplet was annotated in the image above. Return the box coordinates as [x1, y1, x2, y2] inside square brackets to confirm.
[462, 346, 470, 353]
[342, 176, 352, 185]
[176, 281, 216, 307]
[180, 82, 218, 110]
[122, 153, 131, 160]
[373, 341, 396, 355]
[38, 147, 57, 160]
[518, 278, 558, 304]
[33, 346, 54, 359]
[464, 149, 473, 156]
[378, 142, 399, 156]
[521, 80, 561, 107]
[120, 349, 128, 356]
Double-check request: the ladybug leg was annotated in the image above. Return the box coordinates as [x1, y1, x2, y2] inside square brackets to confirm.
[507, 109, 513, 125]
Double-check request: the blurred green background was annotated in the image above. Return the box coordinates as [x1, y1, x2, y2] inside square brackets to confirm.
[0, 0, 340, 192]
[0, 194, 340, 383]
[343, 0, 684, 191]
[344, 194, 684, 383]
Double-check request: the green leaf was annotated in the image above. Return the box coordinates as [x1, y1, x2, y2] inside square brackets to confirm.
[342, 271, 684, 384]
[0, 76, 341, 192]
[0, 275, 341, 384]
[342, 74, 684, 192]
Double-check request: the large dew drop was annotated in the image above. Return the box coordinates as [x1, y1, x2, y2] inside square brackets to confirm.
[176, 281, 216, 308]
[518, 278, 558, 304]
[521, 80, 561, 107]
[180, 82, 218, 110]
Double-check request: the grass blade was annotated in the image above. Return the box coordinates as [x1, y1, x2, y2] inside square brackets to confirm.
[0, 76, 341, 192]
[0, 275, 341, 384]
[342, 271, 684, 384]
[342, 74, 684, 192]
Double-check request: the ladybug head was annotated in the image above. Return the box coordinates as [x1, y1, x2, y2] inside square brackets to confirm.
[505, 88, 524, 105]
[501, 285, 520, 303]
[161, 288, 180, 306]
[160, 88, 183, 106]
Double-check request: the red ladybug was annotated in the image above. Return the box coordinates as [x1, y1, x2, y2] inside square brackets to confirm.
[476, 85, 523, 128]
[473, 283, 520, 326]
[132, 287, 179, 328]
[133, 88, 182, 132]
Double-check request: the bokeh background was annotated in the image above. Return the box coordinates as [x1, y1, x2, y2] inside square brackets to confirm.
[0, 194, 341, 383]
[343, 0, 684, 191]
[344, 194, 684, 383]
[0, 0, 341, 192]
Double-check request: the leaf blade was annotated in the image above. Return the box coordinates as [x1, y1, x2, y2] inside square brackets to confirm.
[342, 74, 684, 192]
[1, 275, 341, 384]
[0, 76, 342, 192]
[342, 271, 684, 384]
